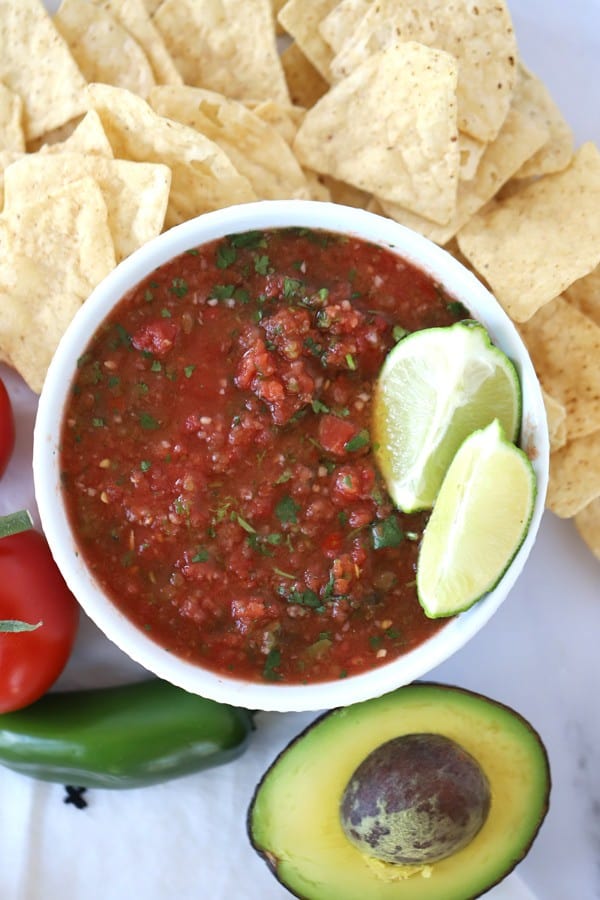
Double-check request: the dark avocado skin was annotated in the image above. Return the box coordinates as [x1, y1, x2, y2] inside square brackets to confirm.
[247, 682, 551, 900]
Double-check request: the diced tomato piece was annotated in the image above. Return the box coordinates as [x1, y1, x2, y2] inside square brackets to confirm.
[318, 414, 358, 456]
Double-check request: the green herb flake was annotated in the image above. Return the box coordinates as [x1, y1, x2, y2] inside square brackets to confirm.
[139, 412, 160, 431]
[283, 276, 303, 298]
[151, 360, 162, 373]
[108, 375, 121, 389]
[211, 283, 235, 301]
[140, 459, 152, 472]
[371, 515, 405, 550]
[184, 365, 196, 378]
[254, 254, 270, 275]
[144, 289, 154, 302]
[229, 230, 266, 249]
[275, 494, 300, 524]
[311, 398, 330, 414]
[92, 417, 105, 428]
[170, 277, 188, 297]
[234, 287, 251, 305]
[447, 300, 469, 317]
[345, 353, 357, 371]
[275, 469, 293, 484]
[385, 627, 402, 640]
[392, 324, 409, 342]
[231, 511, 256, 534]
[0, 619, 42, 633]
[217, 244, 237, 269]
[160, 307, 172, 318]
[345, 429, 370, 452]
[192, 548, 210, 563]
[77, 352, 91, 368]
[369, 634, 383, 650]
[263, 648, 282, 681]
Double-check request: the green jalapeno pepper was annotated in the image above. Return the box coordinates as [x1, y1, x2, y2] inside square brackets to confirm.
[0, 678, 253, 788]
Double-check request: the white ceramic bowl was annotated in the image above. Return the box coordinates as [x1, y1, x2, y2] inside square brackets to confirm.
[33, 200, 549, 712]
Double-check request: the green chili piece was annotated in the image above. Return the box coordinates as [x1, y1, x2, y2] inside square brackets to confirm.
[0, 679, 253, 789]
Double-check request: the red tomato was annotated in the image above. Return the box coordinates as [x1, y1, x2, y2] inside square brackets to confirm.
[0, 529, 80, 713]
[0, 378, 15, 479]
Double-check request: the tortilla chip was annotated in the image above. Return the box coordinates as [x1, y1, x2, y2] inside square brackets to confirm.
[512, 66, 573, 179]
[142, 0, 162, 12]
[154, 0, 289, 104]
[302, 170, 332, 202]
[3, 152, 171, 262]
[457, 142, 600, 322]
[0, 84, 25, 153]
[0, 176, 116, 392]
[280, 42, 329, 109]
[375, 69, 547, 243]
[575, 497, 600, 562]
[565, 264, 600, 327]
[0, 150, 23, 211]
[87, 83, 256, 228]
[319, 0, 373, 54]
[519, 297, 600, 441]
[0, 0, 87, 141]
[458, 133, 487, 182]
[54, 0, 156, 99]
[294, 41, 459, 225]
[278, 0, 339, 81]
[244, 100, 305, 147]
[329, 0, 517, 143]
[547, 430, 600, 518]
[92, 0, 183, 85]
[149, 85, 309, 200]
[542, 389, 567, 452]
[39, 109, 114, 158]
[318, 175, 371, 208]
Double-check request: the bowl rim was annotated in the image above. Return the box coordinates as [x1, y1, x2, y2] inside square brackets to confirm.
[33, 200, 549, 712]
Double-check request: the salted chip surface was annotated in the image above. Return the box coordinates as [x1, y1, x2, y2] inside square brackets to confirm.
[0, 176, 116, 393]
[548, 430, 600, 518]
[278, 0, 339, 80]
[0, 150, 23, 211]
[329, 0, 517, 143]
[294, 42, 459, 224]
[39, 109, 114, 158]
[154, 0, 289, 105]
[513, 66, 573, 179]
[244, 100, 305, 147]
[575, 497, 600, 562]
[3, 152, 170, 262]
[149, 86, 309, 200]
[280, 42, 329, 109]
[54, 0, 156, 99]
[92, 0, 183, 85]
[565, 264, 600, 327]
[542, 389, 567, 452]
[87, 84, 256, 228]
[375, 68, 548, 243]
[0, 0, 88, 141]
[319, 0, 373, 54]
[457, 142, 600, 321]
[0, 84, 25, 152]
[519, 297, 600, 442]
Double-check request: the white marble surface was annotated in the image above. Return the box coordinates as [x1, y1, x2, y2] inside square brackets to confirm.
[0, 2, 599, 899]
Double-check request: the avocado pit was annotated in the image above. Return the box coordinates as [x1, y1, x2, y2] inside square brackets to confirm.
[340, 732, 491, 865]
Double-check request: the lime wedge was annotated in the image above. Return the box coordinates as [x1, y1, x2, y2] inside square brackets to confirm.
[417, 419, 536, 618]
[373, 322, 521, 512]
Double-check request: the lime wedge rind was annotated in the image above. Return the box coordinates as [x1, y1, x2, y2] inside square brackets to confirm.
[416, 419, 537, 619]
[373, 322, 522, 513]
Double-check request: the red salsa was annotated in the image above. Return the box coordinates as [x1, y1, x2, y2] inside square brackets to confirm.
[60, 228, 466, 684]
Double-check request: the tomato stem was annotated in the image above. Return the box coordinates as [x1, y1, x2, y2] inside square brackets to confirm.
[0, 619, 43, 633]
[0, 509, 34, 539]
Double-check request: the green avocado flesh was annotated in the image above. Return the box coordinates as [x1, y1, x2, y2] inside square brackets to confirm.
[248, 683, 550, 900]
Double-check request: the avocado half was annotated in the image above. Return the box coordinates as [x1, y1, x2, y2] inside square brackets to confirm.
[248, 683, 550, 900]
